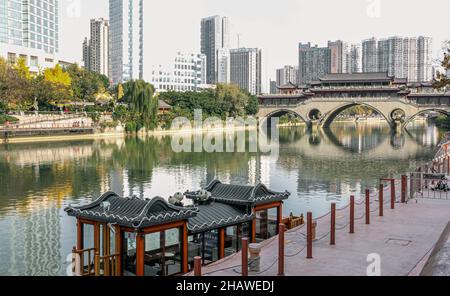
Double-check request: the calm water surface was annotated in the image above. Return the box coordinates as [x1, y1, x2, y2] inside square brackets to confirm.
[0, 121, 445, 275]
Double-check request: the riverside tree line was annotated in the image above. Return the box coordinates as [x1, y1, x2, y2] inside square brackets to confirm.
[0, 57, 259, 131]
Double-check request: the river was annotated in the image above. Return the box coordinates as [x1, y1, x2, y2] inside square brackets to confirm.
[0, 121, 445, 275]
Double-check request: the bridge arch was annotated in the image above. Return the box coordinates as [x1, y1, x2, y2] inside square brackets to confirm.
[261, 109, 308, 127]
[403, 109, 450, 129]
[320, 102, 393, 128]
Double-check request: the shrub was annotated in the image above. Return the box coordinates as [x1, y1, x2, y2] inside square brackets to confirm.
[0, 115, 19, 124]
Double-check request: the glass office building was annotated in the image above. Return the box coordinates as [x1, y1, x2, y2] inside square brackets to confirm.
[0, 0, 59, 54]
[109, 0, 144, 85]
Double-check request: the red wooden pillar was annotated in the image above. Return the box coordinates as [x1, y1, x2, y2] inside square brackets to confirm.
[241, 238, 248, 276]
[219, 228, 225, 259]
[278, 224, 285, 276]
[306, 212, 313, 259]
[349, 196, 355, 234]
[401, 175, 407, 203]
[136, 232, 145, 276]
[277, 204, 283, 228]
[251, 209, 257, 243]
[76, 219, 84, 250]
[93, 222, 100, 252]
[194, 256, 202, 276]
[379, 183, 384, 217]
[182, 223, 189, 273]
[390, 179, 395, 210]
[447, 156, 450, 175]
[365, 189, 370, 225]
[330, 203, 336, 245]
[114, 225, 123, 276]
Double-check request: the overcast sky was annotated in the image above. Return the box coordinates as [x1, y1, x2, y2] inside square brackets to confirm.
[60, 0, 450, 81]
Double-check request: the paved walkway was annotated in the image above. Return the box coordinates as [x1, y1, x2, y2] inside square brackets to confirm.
[193, 190, 450, 276]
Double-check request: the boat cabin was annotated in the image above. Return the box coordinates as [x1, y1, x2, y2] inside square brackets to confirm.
[65, 180, 290, 276]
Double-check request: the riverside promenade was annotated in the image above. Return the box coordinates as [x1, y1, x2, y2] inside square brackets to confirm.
[190, 184, 450, 276]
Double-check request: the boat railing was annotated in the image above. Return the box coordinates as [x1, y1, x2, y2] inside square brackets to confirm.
[95, 252, 121, 276]
[72, 247, 96, 276]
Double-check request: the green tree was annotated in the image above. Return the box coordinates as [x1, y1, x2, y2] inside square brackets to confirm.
[122, 80, 158, 131]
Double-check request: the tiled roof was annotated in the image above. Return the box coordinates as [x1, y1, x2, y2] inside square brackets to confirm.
[318, 72, 393, 82]
[159, 100, 172, 109]
[185, 180, 290, 206]
[65, 192, 198, 229]
[188, 203, 254, 234]
[277, 82, 298, 89]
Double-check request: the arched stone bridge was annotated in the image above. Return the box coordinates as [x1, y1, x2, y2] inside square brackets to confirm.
[258, 94, 450, 130]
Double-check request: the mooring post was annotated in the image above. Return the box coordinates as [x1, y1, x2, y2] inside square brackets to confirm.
[330, 203, 336, 245]
[278, 224, 285, 276]
[379, 183, 384, 217]
[350, 195, 355, 234]
[242, 238, 248, 276]
[194, 256, 202, 276]
[447, 156, 450, 175]
[307, 212, 313, 259]
[401, 175, 407, 203]
[365, 189, 370, 225]
[391, 179, 395, 209]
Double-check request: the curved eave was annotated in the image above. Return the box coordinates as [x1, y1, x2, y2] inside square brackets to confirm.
[66, 207, 198, 229]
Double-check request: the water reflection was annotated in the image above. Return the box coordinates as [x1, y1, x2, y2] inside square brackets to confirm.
[0, 121, 445, 275]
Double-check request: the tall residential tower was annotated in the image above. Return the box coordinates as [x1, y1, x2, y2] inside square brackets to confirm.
[229, 48, 262, 95]
[83, 18, 109, 76]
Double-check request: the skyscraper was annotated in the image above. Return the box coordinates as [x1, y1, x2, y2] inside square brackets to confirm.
[328, 40, 344, 74]
[109, 0, 144, 85]
[229, 48, 262, 95]
[200, 15, 230, 84]
[298, 42, 331, 84]
[83, 18, 109, 76]
[276, 65, 298, 86]
[362, 38, 378, 73]
[343, 43, 362, 74]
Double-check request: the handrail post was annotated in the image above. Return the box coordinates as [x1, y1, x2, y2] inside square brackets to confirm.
[365, 189, 370, 225]
[94, 252, 100, 276]
[391, 179, 395, 209]
[350, 195, 355, 234]
[379, 183, 384, 217]
[278, 224, 285, 276]
[401, 175, 407, 203]
[242, 238, 249, 276]
[307, 212, 313, 259]
[330, 203, 336, 245]
[194, 256, 202, 276]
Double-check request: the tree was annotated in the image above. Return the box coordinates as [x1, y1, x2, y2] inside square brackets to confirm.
[434, 41, 450, 89]
[43, 64, 72, 105]
[0, 57, 33, 110]
[122, 80, 158, 131]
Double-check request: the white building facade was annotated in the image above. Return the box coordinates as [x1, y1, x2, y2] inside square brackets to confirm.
[362, 36, 433, 82]
[150, 52, 208, 92]
[0, 0, 60, 73]
[109, 0, 144, 85]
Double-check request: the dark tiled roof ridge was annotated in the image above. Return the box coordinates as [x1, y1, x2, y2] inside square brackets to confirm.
[65, 192, 199, 228]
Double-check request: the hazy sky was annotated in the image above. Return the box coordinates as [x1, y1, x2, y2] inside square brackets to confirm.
[60, 0, 450, 81]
